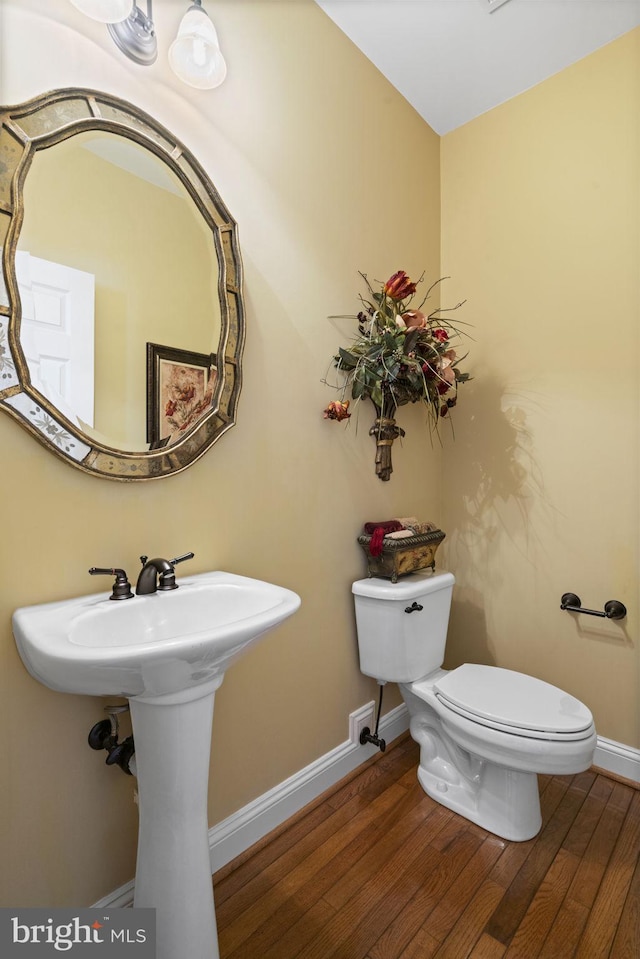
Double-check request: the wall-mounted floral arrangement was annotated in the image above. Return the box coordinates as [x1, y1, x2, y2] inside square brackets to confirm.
[323, 270, 471, 480]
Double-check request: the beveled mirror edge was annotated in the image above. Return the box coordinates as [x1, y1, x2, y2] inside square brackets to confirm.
[0, 88, 245, 481]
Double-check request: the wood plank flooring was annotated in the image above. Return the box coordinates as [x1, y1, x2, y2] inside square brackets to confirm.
[213, 736, 640, 959]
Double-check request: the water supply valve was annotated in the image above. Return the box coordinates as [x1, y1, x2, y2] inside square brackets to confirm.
[105, 736, 135, 775]
[88, 704, 135, 775]
[359, 726, 386, 752]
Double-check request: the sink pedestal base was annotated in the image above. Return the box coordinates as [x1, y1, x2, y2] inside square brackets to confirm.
[129, 678, 223, 959]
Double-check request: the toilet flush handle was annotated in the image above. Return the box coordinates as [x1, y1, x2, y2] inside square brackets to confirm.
[405, 602, 423, 613]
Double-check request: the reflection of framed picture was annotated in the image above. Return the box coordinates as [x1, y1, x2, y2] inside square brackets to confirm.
[147, 343, 217, 448]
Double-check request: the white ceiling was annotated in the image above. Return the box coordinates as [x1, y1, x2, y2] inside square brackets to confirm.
[313, 0, 640, 134]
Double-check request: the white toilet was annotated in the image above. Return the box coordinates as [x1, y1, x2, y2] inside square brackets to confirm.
[352, 569, 597, 841]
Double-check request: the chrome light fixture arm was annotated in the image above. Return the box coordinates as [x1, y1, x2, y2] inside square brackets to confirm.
[107, 1, 158, 66]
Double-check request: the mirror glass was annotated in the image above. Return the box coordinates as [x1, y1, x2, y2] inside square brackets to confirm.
[18, 131, 221, 451]
[0, 89, 244, 480]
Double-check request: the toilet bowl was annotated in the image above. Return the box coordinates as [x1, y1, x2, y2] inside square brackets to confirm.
[352, 570, 597, 841]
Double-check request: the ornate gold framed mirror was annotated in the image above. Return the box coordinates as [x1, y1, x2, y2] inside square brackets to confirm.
[0, 88, 245, 480]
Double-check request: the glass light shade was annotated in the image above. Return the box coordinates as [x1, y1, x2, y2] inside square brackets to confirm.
[69, 0, 133, 23]
[168, 6, 227, 90]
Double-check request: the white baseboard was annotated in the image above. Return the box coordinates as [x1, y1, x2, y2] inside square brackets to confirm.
[93, 722, 638, 909]
[93, 881, 135, 910]
[593, 735, 640, 783]
[92, 704, 410, 909]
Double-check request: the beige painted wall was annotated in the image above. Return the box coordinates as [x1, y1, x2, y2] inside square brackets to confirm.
[441, 30, 639, 747]
[0, 1, 441, 906]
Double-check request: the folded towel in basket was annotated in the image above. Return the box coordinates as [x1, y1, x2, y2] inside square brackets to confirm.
[363, 520, 404, 536]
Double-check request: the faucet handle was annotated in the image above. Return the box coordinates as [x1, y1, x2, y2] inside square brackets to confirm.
[89, 567, 134, 601]
[168, 552, 195, 566]
[139, 553, 193, 567]
[158, 552, 194, 590]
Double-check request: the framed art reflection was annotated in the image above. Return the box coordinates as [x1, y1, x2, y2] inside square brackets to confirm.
[147, 342, 217, 448]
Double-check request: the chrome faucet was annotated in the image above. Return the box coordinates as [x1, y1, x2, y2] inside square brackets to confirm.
[136, 552, 194, 595]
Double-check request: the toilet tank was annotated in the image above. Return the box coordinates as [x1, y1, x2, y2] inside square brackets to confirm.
[352, 570, 455, 683]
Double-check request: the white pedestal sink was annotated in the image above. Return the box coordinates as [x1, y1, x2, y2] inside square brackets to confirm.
[13, 571, 301, 959]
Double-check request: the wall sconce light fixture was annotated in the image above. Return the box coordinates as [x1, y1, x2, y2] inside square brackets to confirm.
[69, 0, 227, 89]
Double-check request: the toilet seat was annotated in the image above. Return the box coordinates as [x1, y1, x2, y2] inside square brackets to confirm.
[431, 664, 594, 742]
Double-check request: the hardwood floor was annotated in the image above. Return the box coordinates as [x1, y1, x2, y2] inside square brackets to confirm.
[213, 736, 640, 959]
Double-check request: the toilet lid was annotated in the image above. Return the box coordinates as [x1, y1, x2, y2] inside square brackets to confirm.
[434, 664, 594, 737]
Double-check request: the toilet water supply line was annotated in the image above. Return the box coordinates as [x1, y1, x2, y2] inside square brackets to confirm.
[360, 681, 387, 752]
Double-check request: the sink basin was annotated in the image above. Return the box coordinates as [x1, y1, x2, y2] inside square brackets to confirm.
[13, 570, 301, 699]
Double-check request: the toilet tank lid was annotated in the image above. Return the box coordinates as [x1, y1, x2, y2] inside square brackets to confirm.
[434, 664, 594, 734]
[352, 570, 455, 599]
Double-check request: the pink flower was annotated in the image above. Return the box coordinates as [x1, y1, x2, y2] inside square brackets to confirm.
[436, 350, 457, 394]
[439, 349, 457, 384]
[440, 366, 456, 386]
[433, 328, 449, 343]
[399, 310, 427, 331]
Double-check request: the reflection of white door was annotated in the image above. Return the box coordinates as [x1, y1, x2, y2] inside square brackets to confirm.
[16, 251, 95, 426]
